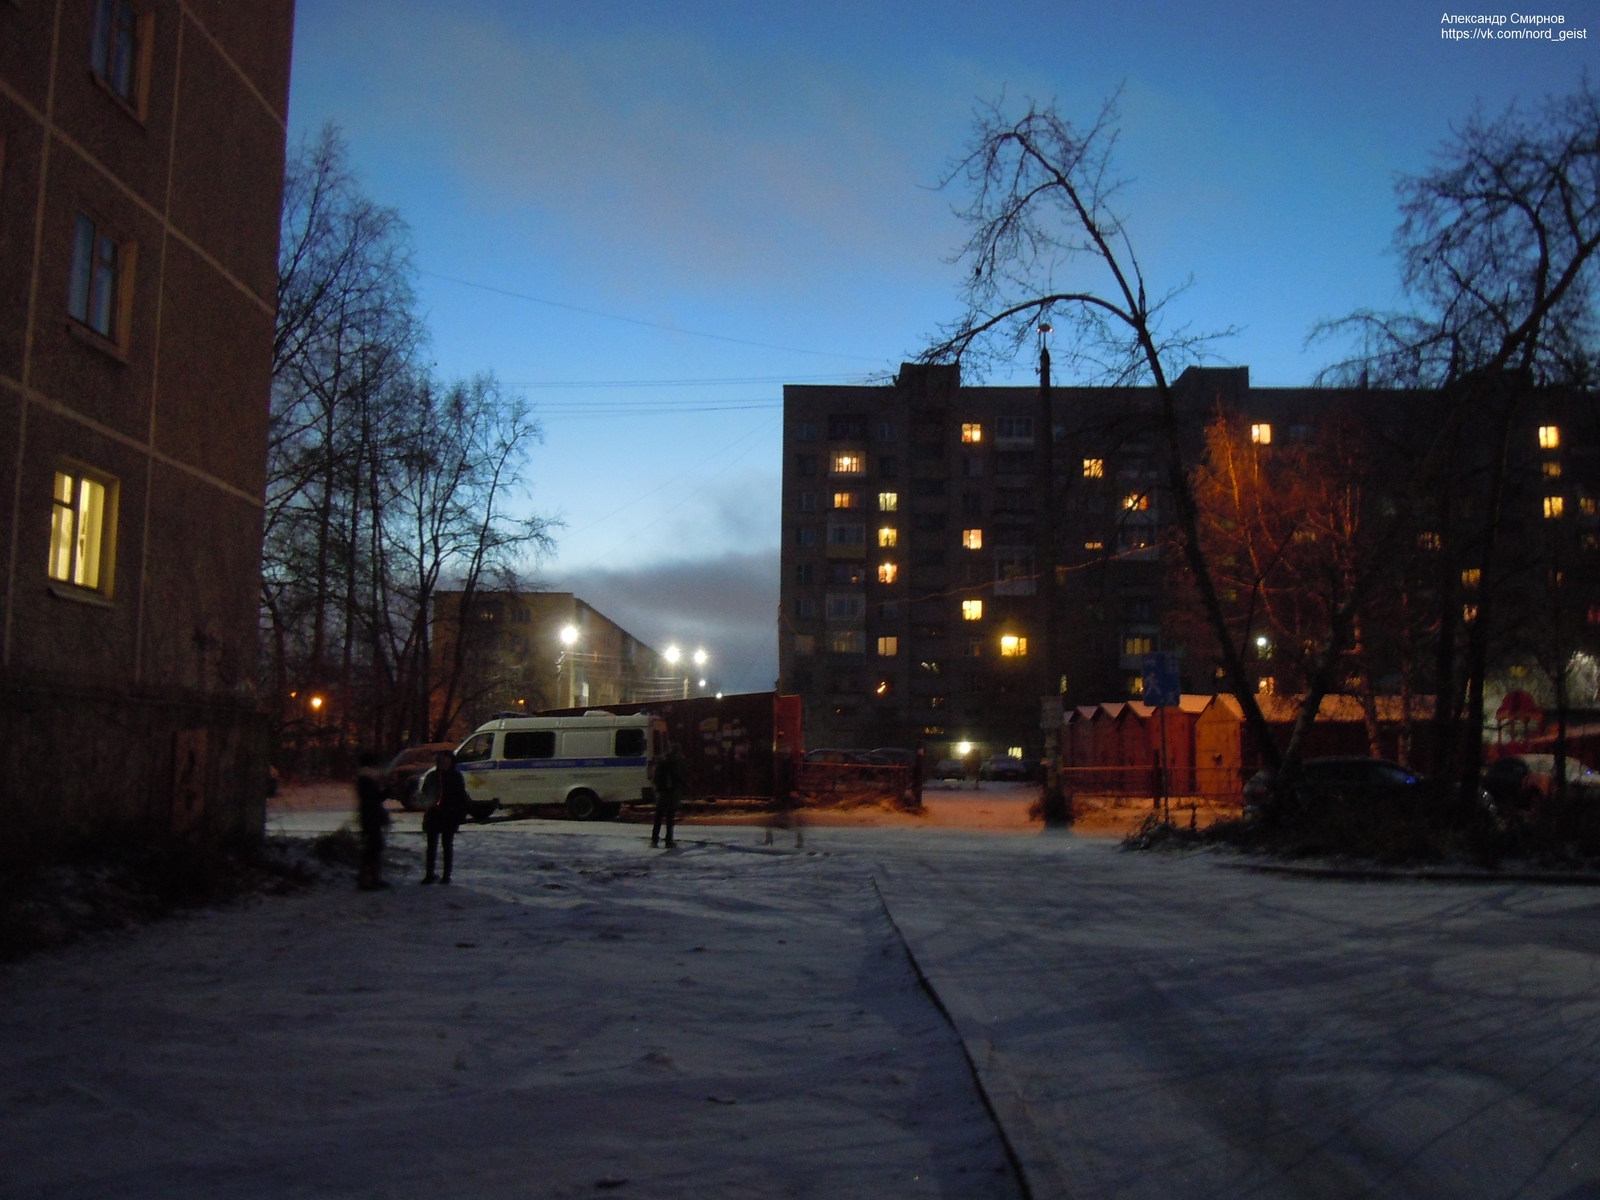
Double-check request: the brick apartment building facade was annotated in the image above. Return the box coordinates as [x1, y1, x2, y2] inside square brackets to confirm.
[780, 364, 1599, 761]
[0, 1, 295, 849]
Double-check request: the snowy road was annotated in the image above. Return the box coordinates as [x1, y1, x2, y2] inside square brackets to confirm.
[5, 817, 1600, 1199]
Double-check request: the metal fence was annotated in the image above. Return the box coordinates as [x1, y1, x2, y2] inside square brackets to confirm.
[794, 762, 917, 808]
[1059, 765, 1249, 806]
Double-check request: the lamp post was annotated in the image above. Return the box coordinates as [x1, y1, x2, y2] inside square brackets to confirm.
[1037, 321, 1071, 827]
[558, 624, 579, 707]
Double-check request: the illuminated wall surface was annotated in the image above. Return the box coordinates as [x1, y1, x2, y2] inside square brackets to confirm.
[0, 3, 297, 848]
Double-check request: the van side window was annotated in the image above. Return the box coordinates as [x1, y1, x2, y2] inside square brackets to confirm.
[456, 732, 495, 763]
[503, 730, 556, 760]
[615, 728, 646, 757]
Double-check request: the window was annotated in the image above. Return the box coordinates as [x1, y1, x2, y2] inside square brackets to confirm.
[877, 600, 900, 619]
[961, 423, 983, 444]
[69, 214, 129, 341]
[832, 451, 865, 475]
[91, 0, 144, 106]
[962, 528, 983, 550]
[1007, 746, 1024, 759]
[1123, 493, 1149, 511]
[918, 659, 944, 675]
[796, 421, 818, 442]
[795, 634, 817, 656]
[995, 489, 1033, 512]
[877, 636, 899, 657]
[796, 455, 817, 477]
[1545, 496, 1565, 519]
[1539, 425, 1561, 449]
[1084, 540, 1105, 551]
[913, 513, 947, 532]
[1583, 497, 1598, 516]
[1083, 458, 1104, 478]
[795, 525, 816, 547]
[912, 548, 945, 566]
[1128, 675, 1145, 696]
[994, 545, 1035, 595]
[1257, 676, 1275, 695]
[963, 457, 983, 478]
[878, 456, 898, 479]
[828, 562, 865, 584]
[1418, 531, 1441, 550]
[878, 422, 897, 442]
[961, 493, 982, 516]
[1463, 604, 1479, 623]
[796, 597, 816, 620]
[965, 637, 982, 657]
[797, 491, 816, 512]
[48, 468, 115, 593]
[1462, 568, 1481, 588]
[794, 563, 815, 585]
[825, 592, 866, 620]
[878, 562, 898, 584]
[1544, 461, 1563, 479]
[455, 732, 495, 763]
[914, 479, 946, 497]
[828, 415, 867, 440]
[994, 452, 1034, 475]
[875, 680, 891, 696]
[1000, 635, 1028, 657]
[996, 416, 1033, 439]
[1123, 636, 1154, 656]
[876, 526, 900, 549]
[503, 730, 556, 760]
[962, 599, 983, 621]
[832, 491, 860, 509]
[878, 491, 898, 512]
[1250, 423, 1272, 445]
[830, 630, 865, 654]
[827, 522, 865, 546]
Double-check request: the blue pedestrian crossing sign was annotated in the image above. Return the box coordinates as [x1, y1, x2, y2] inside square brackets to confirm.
[1141, 652, 1181, 707]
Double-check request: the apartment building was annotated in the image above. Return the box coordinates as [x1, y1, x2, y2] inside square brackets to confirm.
[780, 363, 1600, 760]
[0, 1, 296, 849]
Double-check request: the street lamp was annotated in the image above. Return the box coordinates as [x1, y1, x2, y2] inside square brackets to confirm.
[560, 624, 579, 646]
[693, 648, 708, 667]
[664, 645, 681, 665]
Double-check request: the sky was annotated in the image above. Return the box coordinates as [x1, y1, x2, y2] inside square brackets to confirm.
[286, 1, 1599, 693]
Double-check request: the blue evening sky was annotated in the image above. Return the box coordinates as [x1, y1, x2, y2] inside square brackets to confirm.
[287, 1, 1597, 691]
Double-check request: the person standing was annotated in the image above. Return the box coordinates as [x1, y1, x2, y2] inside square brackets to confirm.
[651, 742, 685, 849]
[355, 751, 390, 890]
[422, 748, 469, 885]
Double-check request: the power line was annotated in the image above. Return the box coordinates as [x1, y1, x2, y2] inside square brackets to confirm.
[420, 270, 886, 363]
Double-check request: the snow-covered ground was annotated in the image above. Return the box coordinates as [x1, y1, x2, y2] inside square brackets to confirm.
[7, 801, 1600, 1199]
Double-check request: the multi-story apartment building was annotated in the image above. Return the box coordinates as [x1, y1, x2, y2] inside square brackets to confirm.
[431, 590, 684, 736]
[781, 364, 1600, 760]
[1, 2, 296, 849]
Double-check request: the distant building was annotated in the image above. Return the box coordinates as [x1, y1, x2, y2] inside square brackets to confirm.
[431, 590, 686, 737]
[0, 2, 296, 850]
[780, 363, 1599, 761]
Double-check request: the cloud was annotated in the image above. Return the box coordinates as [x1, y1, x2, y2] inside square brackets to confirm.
[553, 549, 779, 695]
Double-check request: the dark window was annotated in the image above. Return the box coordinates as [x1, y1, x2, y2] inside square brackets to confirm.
[962, 493, 983, 515]
[457, 732, 496, 763]
[913, 514, 946, 532]
[877, 422, 897, 442]
[68, 214, 120, 338]
[91, 0, 139, 102]
[795, 563, 815, 584]
[828, 562, 865, 584]
[797, 492, 816, 512]
[995, 452, 1035, 475]
[796, 455, 817, 477]
[963, 457, 983, 478]
[878, 456, 898, 479]
[913, 548, 946, 566]
[795, 525, 817, 547]
[503, 730, 556, 760]
[615, 728, 646, 757]
[995, 489, 1034, 512]
[918, 660, 944, 674]
[912, 443, 944, 461]
[828, 415, 867, 440]
[877, 600, 900, 619]
[796, 421, 818, 442]
[796, 597, 817, 619]
[912, 624, 945, 638]
[913, 479, 946, 497]
[996, 416, 1034, 439]
[912, 422, 942, 443]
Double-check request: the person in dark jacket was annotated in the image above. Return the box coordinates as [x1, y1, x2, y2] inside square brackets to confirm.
[651, 742, 685, 849]
[355, 751, 390, 891]
[422, 748, 469, 885]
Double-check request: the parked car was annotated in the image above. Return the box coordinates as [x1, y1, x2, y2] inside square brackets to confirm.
[867, 747, 918, 768]
[932, 758, 968, 780]
[1244, 757, 1431, 809]
[980, 754, 1035, 782]
[385, 743, 457, 811]
[1482, 754, 1600, 814]
[802, 748, 870, 765]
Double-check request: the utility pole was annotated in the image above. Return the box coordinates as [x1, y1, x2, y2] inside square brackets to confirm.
[1038, 324, 1071, 826]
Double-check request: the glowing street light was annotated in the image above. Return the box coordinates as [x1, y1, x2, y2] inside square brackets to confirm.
[663, 645, 681, 665]
[309, 694, 325, 711]
[956, 740, 973, 756]
[560, 624, 579, 646]
[693, 648, 708, 667]
[698, 678, 707, 688]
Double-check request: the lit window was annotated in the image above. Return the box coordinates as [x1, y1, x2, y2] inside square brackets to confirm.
[1545, 496, 1565, 519]
[68, 214, 126, 340]
[829, 630, 864, 654]
[878, 562, 898, 584]
[1462, 568, 1481, 587]
[1083, 458, 1104, 478]
[48, 469, 114, 592]
[961, 599, 983, 621]
[1544, 462, 1563, 479]
[1463, 604, 1479, 623]
[1000, 635, 1028, 657]
[832, 491, 859, 509]
[1123, 493, 1149, 511]
[1539, 425, 1561, 449]
[1084, 540, 1104, 551]
[965, 637, 982, 657]
[91, 0, 142, 104]
[877, 491, 898, 512]
[1129, 675, 1145, 696]
[832, 452, 865, 475]
[1257, 676, 1275, 695]
[1123, 636, 1153, 656]
[1418, 531, 1441, 550]
[877, 636, 899, 657]
[961, 423, 982, 444]
[878, 526, 897, 547]
[1583, 497, 1598, 516]
[962, 528, 983, 550]
[1007, 746, 1024, 759]
[1251, 423, 1272, 445]
[794, 634, 817, 656]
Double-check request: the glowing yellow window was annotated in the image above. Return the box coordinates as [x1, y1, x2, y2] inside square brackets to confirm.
[1250, 423, 1272, 445]
[1539, 425, 1561, 449]
[961, 599, 983, 621]
[875, 680, 890, 696]
[878, 526, 898, 547]
[1123, 493, 1149, 511]
[1583, 498, 1598, 516]
[1544, 462, 1563, 479]
[1461, 568, 1481, 587]
[1084, 540, 1105, 551]
[1000, 635, 1028, 657]
[1418, 531, 1441, 550]
[877, 491, 898, 512]
[1083, 458, 1104, 478]
[833, 491, 859, 509]
[1123, 636, 1154, 656]
[878, 562, 898, 584]
[962, 528, 983, 550]
[1257, 676, 1275, 695]
[1545, 496, 1565, 519]
[1463, 604, 1479, 623]
[877, 636, 899, 657]
[961, 423, 982, 444]
[48, 469, 111, 592]
[832, 452, 865, 475]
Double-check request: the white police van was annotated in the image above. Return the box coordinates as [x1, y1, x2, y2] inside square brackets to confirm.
[449, 711, 666, 821]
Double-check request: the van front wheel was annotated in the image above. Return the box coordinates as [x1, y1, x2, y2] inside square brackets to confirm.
[566, 789, 601, 821]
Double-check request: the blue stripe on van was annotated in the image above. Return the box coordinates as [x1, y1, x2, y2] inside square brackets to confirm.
[463, 756, 648, 771]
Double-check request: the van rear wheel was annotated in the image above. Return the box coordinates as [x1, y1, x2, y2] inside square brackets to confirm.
[566, 789, 601, 821]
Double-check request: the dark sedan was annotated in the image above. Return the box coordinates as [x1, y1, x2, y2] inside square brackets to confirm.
[1244, 757, 1430, 808]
